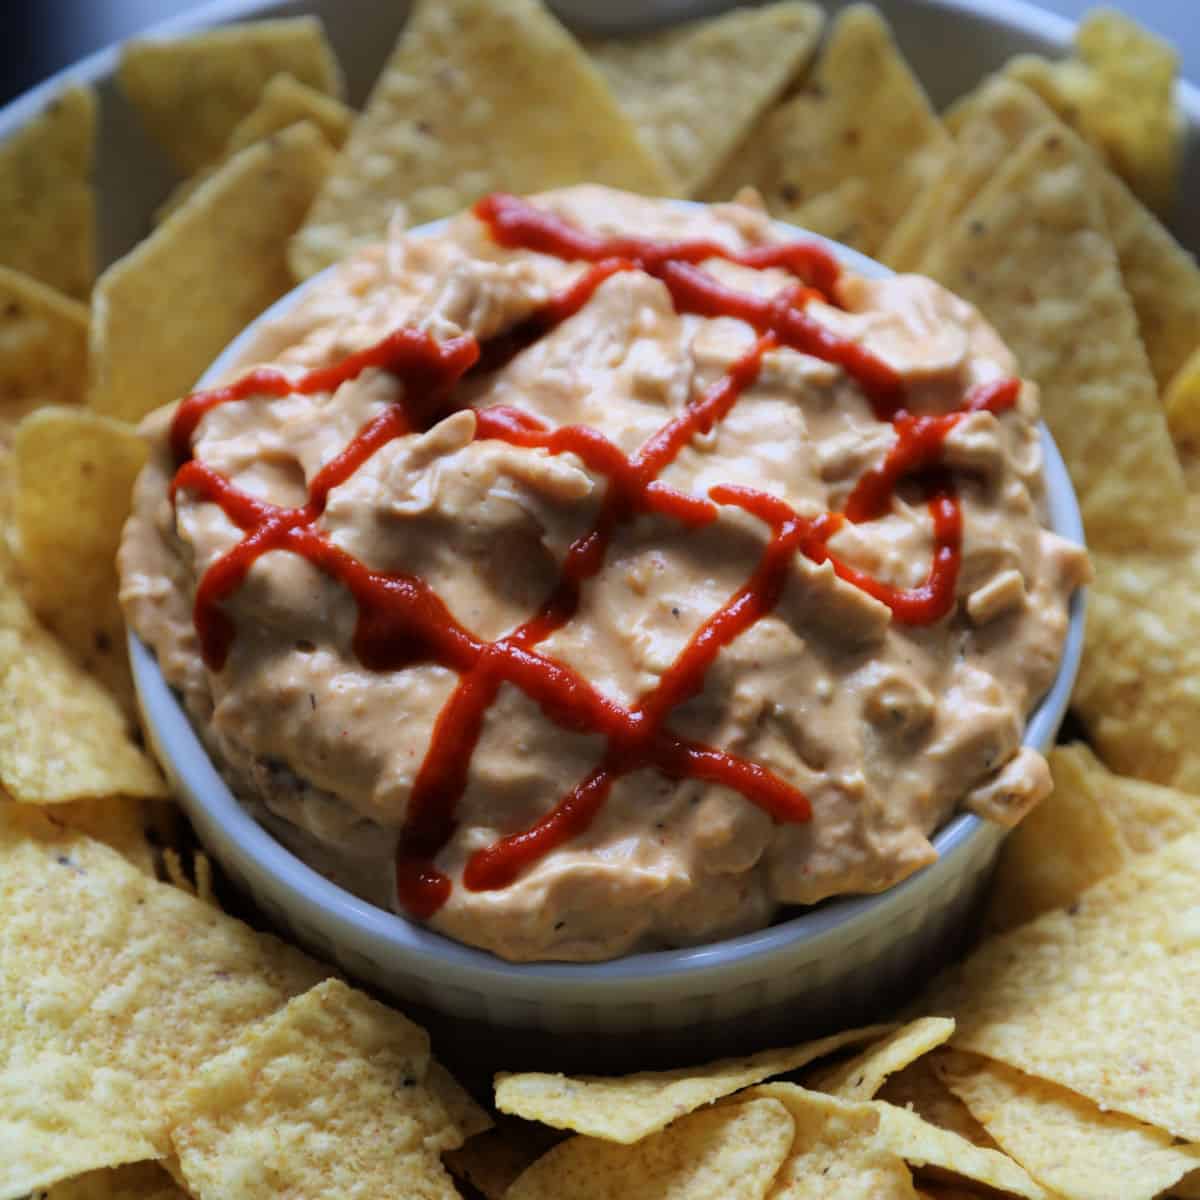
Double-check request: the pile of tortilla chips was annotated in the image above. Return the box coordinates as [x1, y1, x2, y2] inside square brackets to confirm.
[2, 2, 1199, 1197]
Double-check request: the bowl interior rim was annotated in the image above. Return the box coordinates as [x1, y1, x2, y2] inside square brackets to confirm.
[129, 203, 1087, 987]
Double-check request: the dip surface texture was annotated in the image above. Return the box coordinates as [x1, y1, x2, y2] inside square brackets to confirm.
[120, 186, 1088, 962]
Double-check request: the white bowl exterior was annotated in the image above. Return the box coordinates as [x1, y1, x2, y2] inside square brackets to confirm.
[127, 195, 1086, 1052]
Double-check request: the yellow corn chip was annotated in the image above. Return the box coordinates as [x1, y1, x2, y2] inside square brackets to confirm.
[921, 123, 1185, 551]
[1024, 740, 1198, 858]
[873, 1101, 1050, 1198]
[587, 3, 823, 197]
[118, 17, 343, 174]
[1004, 28, 1181, 216]
[0, 85, 95, 300]
[507, 1097, 795, 1200]
[14, 407, 147, 711]
[883, 75, 1054, 272]
[0, 267, 89, 437]
[982, 743, 1131, 934]
[787, 178, 871, 249]
[875, 1056, 997, 1149]
[737, 1084, 919, 1198]
[0, 810, 326, 1195]
[704, 4, 949, 256]
[808, 1018, 955, 1100]
[225, 71, 352, 156]
[1098, 766, 1199, 856]
[494, 1023, 892, 1144]
[927, 74, 1200, 396]
[1073, 539, 1200, 793]
[157, 72, 353, 223]
[444, 1118, 564, 1200]
[939, 1050, 1200, 1200]
[89, 121, 333, 423]
[0, 565, 165, 802]
[926, 831, 1200, 1141]
[289, 0, 673, 279]
[43, 1161, 189, 1200]
[1100, 167, 1200, 400]
[4, 795, 157, 878]
[1074, 8, 1181, 214]
[171, 978, 458, 1200]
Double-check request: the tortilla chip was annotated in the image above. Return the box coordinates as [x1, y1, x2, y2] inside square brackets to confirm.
[506, 1097, 795, 1200]
[587, 3, 823, 197]
[737, 1084, 919, 1198]
[1074, 8, 1181, 214]
[921, 123, 1185, 551]
[290, 0, 673, 279]
[444, 1118, 564, 1200]
[6, 795, 157, 878]
[873, 1101, 1050, 1198]
[225, 71, 352, 156]
[0, 565, 165, 802]
[14, 406, 147, 711]
[1006, 30, 1181, 216]
[157, 73, 354, 222]
[171, 978, 459, 1199]
[89, 121, 333, 424]
[43, 1161, 189, 1200]
[925, 831, 1200, 1141]
[118, 17, 343, 174]
[0, 85, 95, 300]
[883, 75, 1053, 272]
[1095, 761, 1200, 855]
[0, 268, 89, 437]
[1072, 540, 1200, 793]
[1099, 168, 1200, 400]
[0, 811, 326, 1195]
[875, 1056, 997, 1149]
[704, 4, 949, 256]
[999, 53, 1093, 131]
[494, 1023, 892, 1144]
[787, 178, 872, 249]
[939, 1050, 1200, 1200]
[929, 74, 1200, 397]
[982, 743, 1132, 934]
[808, 1018, 955, 1100]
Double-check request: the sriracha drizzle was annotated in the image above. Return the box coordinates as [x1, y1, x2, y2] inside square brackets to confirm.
[169, 194, 1018, 919]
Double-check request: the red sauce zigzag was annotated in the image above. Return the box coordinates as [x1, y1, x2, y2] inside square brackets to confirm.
[169, 194, 1018, 918]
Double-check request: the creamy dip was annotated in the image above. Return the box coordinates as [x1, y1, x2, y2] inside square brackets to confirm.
[120, 185, 1089, 962]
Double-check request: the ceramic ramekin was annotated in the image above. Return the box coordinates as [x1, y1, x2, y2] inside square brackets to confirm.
[128, 212, 1086, 1070]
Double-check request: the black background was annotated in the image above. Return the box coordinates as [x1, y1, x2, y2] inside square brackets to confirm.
[1, 0, 199, 105]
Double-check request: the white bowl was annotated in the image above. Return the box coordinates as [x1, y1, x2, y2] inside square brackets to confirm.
[128, 205, 1086, 1069]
